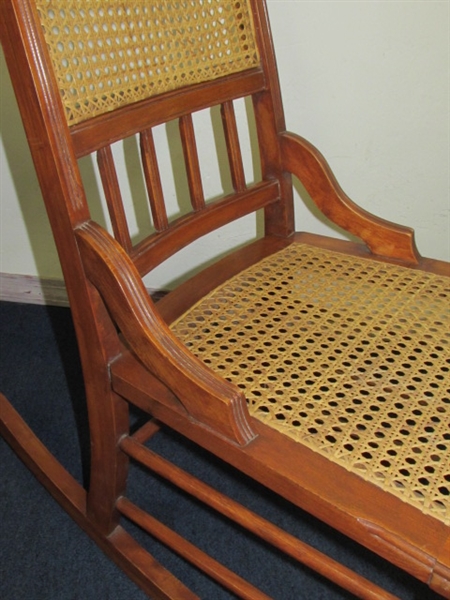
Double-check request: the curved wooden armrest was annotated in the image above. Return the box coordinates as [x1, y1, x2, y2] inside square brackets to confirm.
[280, 132, 420, 264]
[75, 221, 256, 446]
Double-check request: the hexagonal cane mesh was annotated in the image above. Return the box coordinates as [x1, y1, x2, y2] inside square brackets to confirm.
[171, 244, 450, 524]
[36, 0, 260, 125]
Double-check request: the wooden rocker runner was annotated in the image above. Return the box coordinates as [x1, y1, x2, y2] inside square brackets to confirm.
[1, 1, 449, 598]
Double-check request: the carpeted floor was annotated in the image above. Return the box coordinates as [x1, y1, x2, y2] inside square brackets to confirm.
[0, 301, 443, 599]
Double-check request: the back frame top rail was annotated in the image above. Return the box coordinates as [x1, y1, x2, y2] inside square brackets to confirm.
[70, 69, 267, 158]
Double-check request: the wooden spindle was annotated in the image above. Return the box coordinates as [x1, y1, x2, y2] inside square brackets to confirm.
[179, 114, 205, 211]
[140, 129, 169, 232]
[221, 101, 247, 192]
[97, 146, 132, 253]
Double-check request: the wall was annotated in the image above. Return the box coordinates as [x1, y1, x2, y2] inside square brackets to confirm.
[0, 0, 448, 293]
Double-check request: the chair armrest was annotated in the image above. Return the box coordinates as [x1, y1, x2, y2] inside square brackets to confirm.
[75, 221, 256, 446]
[280, 132, 420, 263]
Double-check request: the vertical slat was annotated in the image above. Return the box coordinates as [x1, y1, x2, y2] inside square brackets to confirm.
[179, 114, 205, 211]
[97, 146, 132, 253]
[140, 129, 169, 232]
[221, 101, 247, 192]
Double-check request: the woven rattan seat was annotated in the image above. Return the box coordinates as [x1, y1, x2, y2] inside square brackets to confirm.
[172, 242, 450, 525]
[1, 1, 449, 598]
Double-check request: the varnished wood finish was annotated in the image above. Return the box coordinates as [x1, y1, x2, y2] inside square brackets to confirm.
[76, 221, 256, 447]
[119, 435, 399, 600]
[131, 180, 281, 276]
[97, 145, 134, 252]
[140, 129, 169, 232]
[0, 395, 197, 600]
[117, 496, 274, 600]
[221, 101, 247, 192]
[280, 133, 420, 263]
[179, 114, 206, 212]
[1, 0, 449, 598]
[70, 69, 267, 158]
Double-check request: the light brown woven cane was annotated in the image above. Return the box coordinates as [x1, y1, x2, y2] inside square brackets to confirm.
[36, 0, 260, 125]
[172, 243, 450, 524]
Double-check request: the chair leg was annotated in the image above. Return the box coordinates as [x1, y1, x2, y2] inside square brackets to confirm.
[0, 393, 198, 600]
[83, 386, 130, 534]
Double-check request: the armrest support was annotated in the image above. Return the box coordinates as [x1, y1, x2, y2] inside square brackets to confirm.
[280, 132, 420, 263]
[76, 221, 256, 446]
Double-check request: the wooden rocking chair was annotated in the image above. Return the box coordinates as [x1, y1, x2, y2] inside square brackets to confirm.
[1, 1, 449, 598]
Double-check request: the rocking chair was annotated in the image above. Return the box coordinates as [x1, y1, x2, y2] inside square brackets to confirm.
[1, 1, 449, 598]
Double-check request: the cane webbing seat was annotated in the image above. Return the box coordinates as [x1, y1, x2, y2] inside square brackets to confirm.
[1, 0, 450, 598]
[172, 242, 450, 525]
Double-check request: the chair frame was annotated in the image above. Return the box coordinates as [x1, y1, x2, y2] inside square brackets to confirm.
[1, 0, 449, 598]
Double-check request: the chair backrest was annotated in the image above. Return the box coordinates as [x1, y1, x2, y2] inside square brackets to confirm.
[1, 0, 293, 291]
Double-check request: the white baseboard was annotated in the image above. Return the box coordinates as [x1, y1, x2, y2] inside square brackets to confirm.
[0, 273, 166, 307]
[0, 273, 69, 306]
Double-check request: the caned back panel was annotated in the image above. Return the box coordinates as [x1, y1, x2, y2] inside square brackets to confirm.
[36, 0, 260, 126]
